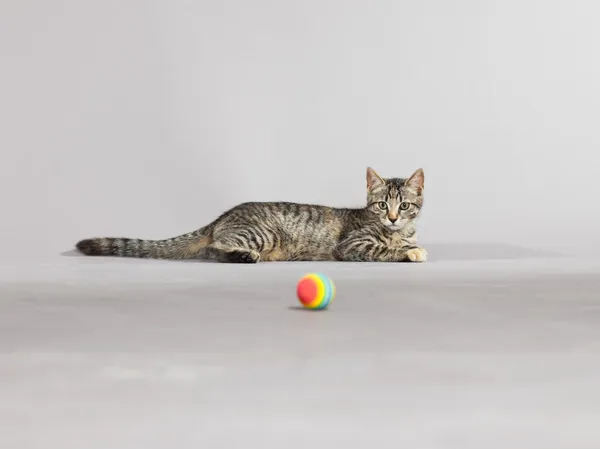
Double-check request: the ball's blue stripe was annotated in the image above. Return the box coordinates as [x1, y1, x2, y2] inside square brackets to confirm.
[315, 273, 332, 309]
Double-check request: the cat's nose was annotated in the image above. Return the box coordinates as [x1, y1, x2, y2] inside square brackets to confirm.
[389, 217, 398, 224]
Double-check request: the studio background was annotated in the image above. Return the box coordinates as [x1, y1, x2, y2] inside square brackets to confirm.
[2, 0, 598, 259]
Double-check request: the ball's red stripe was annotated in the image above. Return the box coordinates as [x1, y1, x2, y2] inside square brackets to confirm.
[297, 278, 317, 305]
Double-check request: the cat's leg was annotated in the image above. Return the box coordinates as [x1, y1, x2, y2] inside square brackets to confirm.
[202, 230, 261, 263]
[403, 247, 428, 262]
[203, 241, 261, 263]
[333, 237, 427, 262]
[203, 222, 285, 263]
[201, 226, 266, 263]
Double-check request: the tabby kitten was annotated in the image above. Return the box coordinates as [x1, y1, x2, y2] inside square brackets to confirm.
[76, 167, 427, 263]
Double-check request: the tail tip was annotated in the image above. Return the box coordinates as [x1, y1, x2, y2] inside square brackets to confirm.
[76, 238, 98, 256]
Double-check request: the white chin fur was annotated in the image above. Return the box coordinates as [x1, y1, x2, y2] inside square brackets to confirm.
[386, 223, 403, 230]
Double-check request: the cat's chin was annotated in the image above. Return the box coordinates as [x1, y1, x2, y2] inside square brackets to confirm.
[385, 224, 404, 231]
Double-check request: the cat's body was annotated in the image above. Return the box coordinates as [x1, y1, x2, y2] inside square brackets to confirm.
[76, 167, 428, 263]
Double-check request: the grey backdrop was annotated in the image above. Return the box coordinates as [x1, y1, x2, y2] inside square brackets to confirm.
[4, 3, 600, 448]
[2, 0, 598, 259]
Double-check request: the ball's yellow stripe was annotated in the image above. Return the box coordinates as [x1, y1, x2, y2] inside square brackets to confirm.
[304, 273, 325, 309]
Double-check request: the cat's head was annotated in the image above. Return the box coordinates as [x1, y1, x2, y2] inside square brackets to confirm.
[366, 167, 424, 231]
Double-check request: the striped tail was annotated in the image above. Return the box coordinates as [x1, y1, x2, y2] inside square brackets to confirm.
[75, 227, 212, 260]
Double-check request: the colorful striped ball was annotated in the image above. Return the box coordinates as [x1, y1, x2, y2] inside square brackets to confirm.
[296, 273, 336, 310]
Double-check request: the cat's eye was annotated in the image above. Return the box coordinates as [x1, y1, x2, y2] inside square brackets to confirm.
[377, 201, 388, 210]
[400, 202, 410, 210]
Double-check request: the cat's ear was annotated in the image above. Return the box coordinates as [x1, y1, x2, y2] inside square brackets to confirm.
[366, 167, 385, 191]
[405, 168, 424, 193]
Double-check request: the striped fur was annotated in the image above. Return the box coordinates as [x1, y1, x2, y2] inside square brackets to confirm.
[75, 167, 427, 263]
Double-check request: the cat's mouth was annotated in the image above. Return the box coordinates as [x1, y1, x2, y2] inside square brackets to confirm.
[385, 222, 404, 231]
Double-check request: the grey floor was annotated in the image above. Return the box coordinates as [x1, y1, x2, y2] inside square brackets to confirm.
[1, 244, 600, 449]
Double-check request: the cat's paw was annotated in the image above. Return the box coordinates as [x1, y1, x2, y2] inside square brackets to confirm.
[228, 249, 261, 264]
[405, 247, 427, 263]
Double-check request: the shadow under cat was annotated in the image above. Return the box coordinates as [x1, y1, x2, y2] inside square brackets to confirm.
[62, 243, 564, 262]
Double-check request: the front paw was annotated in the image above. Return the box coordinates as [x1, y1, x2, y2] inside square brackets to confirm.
[405, 247, 427, 262]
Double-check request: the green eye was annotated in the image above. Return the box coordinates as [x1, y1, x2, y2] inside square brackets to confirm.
[400, 202, 410, 210]
[378, 201, 388, 210]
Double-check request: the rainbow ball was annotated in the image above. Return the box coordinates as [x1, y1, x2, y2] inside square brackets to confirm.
[296, 273, 336, 310]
